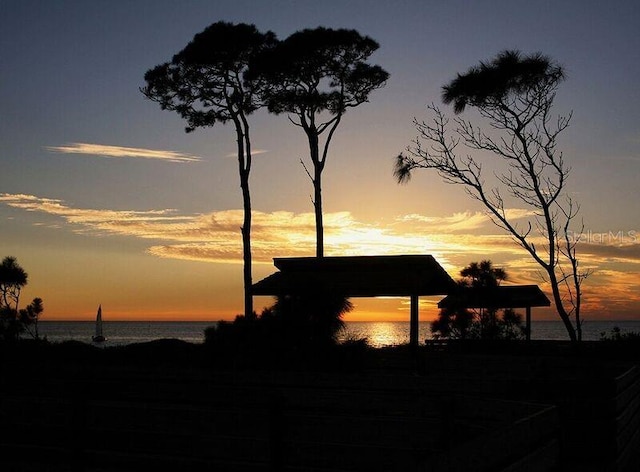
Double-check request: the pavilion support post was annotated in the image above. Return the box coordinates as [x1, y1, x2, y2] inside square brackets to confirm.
[410, 294, 419, 350]
[525, 306, 531, 341]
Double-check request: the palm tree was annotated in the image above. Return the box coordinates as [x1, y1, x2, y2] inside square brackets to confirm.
[431, 282, 474, 340]
[0, 256, 28, 341]
[432, 260, 524, 340]
[271, 294, 353, 345]
[0, 256, 28, 312]
[20, 297, 44, 340]
[460, 260, 507, 288]
[460, 260, 506, 338]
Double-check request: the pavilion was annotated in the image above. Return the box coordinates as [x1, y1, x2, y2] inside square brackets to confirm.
[252, 255, 456, 349]
[437, 285, 551, 340]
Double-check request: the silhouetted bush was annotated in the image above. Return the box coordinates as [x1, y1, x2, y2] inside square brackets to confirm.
[599, 326, 640, 342]
[204, 295, 369, 370]
[0, 307, 23, 342]
[107, 338, 203, 366]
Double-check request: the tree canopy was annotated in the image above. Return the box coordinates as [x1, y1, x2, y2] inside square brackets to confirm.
[142, 21, 277, 131]
[442, 50, 565, 114]
[461, 260, 507, 288]
[249, 27, 389, 117]
[1, 256, 44, 341]
[248, 26, 389, 257]
[0, 256, 28, 312]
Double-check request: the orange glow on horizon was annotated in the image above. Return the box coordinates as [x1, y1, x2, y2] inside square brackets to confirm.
[3, 193, 639, 323]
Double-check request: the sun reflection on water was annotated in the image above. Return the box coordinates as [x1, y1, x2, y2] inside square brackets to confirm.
[366, 322, 405, 347]
[341, 321, 429, 348]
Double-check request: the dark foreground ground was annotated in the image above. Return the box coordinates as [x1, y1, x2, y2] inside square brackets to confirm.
[1, 339, 639, 471]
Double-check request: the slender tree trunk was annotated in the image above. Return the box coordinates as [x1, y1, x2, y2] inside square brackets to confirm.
[235, 123, 253, 319]
[240, 170, 253, 318]
[571, 266, 583, 342]
[575, 304, 582, 342]
[306, 130, 324, 258]
[541, 206, 577, 342]
[314, 163, 323, 258]
[547, 268, 577, 342]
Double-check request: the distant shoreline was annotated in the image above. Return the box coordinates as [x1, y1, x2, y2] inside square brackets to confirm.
[30, 319, 640, 348]
[37, 318, 640, 323]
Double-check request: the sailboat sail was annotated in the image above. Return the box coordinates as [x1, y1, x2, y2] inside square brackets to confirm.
[95, 305, 103, 337]
[92, 304, 106, 342]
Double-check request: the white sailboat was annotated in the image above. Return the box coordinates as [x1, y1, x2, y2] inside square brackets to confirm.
[92, 304, 106, 342]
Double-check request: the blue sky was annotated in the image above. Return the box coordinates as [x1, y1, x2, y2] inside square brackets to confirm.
[1, 0, 639, 321]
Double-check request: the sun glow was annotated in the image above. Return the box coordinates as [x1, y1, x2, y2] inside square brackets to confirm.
[3, 192, 640, 321]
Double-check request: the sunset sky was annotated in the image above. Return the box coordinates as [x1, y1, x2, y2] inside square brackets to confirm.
[2, 0, 639, 323]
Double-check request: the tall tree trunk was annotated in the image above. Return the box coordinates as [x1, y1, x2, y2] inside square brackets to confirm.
[240, 171, 253, 318]
[547, 268, 577, 342]
[314, 163, 323, 258]
[306, 129, 324, 258]
[236, 123, 253, 319]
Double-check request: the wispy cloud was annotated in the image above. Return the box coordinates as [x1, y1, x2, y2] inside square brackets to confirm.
[579, 269, 640, 316]
[45, 143, 202, 163]
[1, 193, 609, 268]
[3, 192, 640, 317]
[396, 209, 535, 233]
[579, 241, 640, 265]
[224, 149, 269, 158]
[397, 211, 489, 232]
[0, 193, 459, 265]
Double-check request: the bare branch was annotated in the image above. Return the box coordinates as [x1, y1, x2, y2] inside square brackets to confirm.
[395, 52, 584, 341]
[300, 158, 314, 183]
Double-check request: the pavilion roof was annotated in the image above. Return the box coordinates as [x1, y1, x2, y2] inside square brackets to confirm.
[437, 285, 551, 309]
[252, 255, 456, 297]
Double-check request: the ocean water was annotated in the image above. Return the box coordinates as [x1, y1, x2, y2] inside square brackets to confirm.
[37, 321, 212, 347]
[345, 320, 640, 347]
[34, 320, 640, 348]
